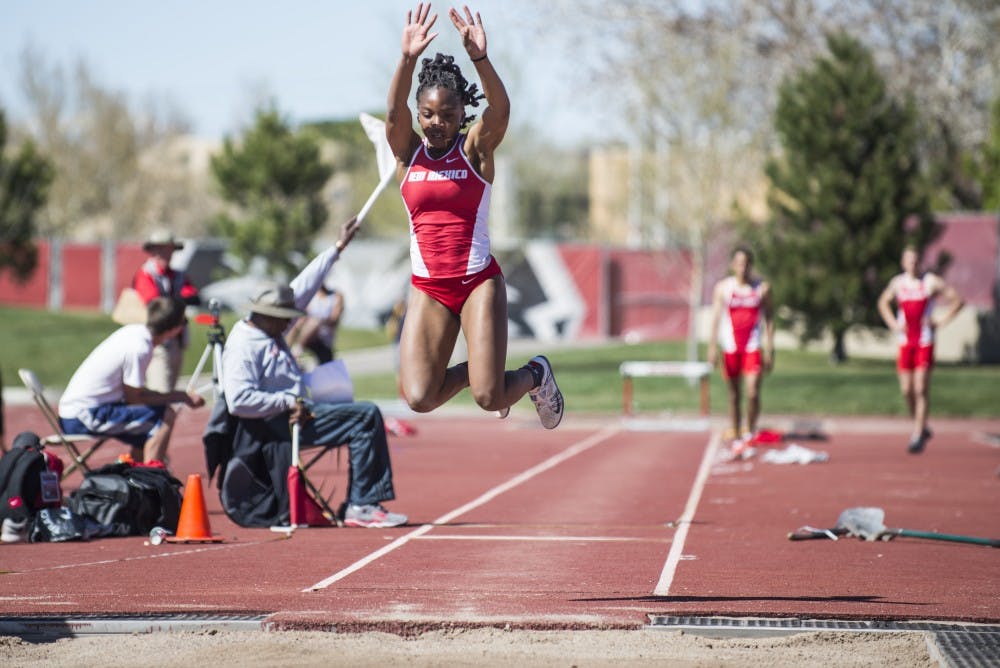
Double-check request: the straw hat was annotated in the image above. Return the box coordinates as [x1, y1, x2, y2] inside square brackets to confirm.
[245, 283, 305, 319]
[143, 229, 184, 251]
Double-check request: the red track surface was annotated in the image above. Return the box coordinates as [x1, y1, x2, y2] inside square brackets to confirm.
[2, 404, 998, 631]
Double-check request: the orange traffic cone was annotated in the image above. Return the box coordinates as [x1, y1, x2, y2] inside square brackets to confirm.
[166, 473, 223, 543]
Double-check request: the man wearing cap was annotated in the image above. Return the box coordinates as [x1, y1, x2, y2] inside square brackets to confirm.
[132, 229, 201, 393]
[59, 296, 206, 464]
[221, 216, 407, 529]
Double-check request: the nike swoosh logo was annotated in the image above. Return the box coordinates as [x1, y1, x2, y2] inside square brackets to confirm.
[461, 277, 476, 285]
[445, 156, 460, 164]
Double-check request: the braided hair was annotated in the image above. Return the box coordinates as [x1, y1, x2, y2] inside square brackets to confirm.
[416, 53, 485, 129]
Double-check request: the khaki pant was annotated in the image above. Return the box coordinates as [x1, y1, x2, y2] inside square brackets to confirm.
[146, 338, 184, 393]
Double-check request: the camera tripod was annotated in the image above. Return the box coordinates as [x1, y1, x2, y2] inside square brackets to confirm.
[187, 298, 226, 399]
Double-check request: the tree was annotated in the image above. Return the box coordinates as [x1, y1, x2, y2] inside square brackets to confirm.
[210, 107, 333, 277]
[747, 34, 939, 362]
[506, 129, 589, 241]
[16, 47, 195, 239]
[976, 96, 1000, 210]
[0, 108, 53, 282]
[546, 0, 999, 215]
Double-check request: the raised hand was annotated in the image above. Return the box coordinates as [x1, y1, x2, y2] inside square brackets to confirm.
[335, 216, 360, 252]
[185, 390, 206, 409]
[449, 5, 487, 60]
[289, 400, 314, 426]
[402, 3, 438, 59]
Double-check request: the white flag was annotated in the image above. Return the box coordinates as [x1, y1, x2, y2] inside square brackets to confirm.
[360, 113, 397, 182]
[356, 113, 398, 223]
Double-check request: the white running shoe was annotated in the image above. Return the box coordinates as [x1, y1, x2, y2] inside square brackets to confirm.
[343, 504, 408, 528]
[1, 517, 28, 543]
[527, 355, 564, 429]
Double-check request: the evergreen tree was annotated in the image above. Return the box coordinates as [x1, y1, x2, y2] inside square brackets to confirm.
[746, 33, 939, 362]
[977, 96, 1000, 211]
[210, 107, 333, 277]
[0, 109, 53, 283]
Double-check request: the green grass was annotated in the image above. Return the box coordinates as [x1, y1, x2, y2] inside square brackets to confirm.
[0, 305, 389, 389]
[353, 340, 1000, 418]
[4, 305, 998, 417]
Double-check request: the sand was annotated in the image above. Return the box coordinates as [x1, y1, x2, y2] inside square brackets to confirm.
[1, 628, 935, 667]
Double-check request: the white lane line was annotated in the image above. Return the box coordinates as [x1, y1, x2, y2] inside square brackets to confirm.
[304, 425, 621, 592]
[652, 430, 722, 596]
[10, 540, 264, 574]
[416, 534, 665, 543]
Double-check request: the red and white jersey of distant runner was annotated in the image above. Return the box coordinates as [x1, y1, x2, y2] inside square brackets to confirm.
[400, 138, 492, 279]
[893, 273, 936, 346]
[717, 276, 764, 354]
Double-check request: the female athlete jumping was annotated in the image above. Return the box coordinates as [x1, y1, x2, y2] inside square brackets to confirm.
[385, 3, 563, 428]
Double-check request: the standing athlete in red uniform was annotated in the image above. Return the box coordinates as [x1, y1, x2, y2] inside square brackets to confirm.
[707, 246, 775, 452]
[878, 246, 964, 453]
[384, 3, 563, 428]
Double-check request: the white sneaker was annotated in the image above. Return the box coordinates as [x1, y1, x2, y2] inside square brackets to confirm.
[1, 517, 28, 543]
[730, 438, 754, 460]
[343, 504, 408, 528]
[527, 355, 564, 429]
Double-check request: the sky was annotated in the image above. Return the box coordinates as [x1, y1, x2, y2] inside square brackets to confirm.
[1, 1, 611, 146]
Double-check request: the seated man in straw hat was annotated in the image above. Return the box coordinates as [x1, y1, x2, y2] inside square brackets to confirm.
[59, 296, 206, 464]
[132, 229, 201, 393]
[218, 216, 407, 529]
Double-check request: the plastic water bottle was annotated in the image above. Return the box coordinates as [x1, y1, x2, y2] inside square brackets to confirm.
[148, 527, 170, 545]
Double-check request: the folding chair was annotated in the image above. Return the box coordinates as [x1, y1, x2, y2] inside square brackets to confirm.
[17, 368, 110, 478]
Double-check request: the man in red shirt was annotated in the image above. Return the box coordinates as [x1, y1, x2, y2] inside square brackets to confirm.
[132, 230, 200, 392]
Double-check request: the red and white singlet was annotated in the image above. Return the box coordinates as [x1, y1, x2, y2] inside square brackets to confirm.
[717, 276, 764, 354]
[400, 138, 491, 279]
[894, 274, 935, 347]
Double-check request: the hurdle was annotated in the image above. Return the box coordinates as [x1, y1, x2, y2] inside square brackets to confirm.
[619, 361, 713, 416]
